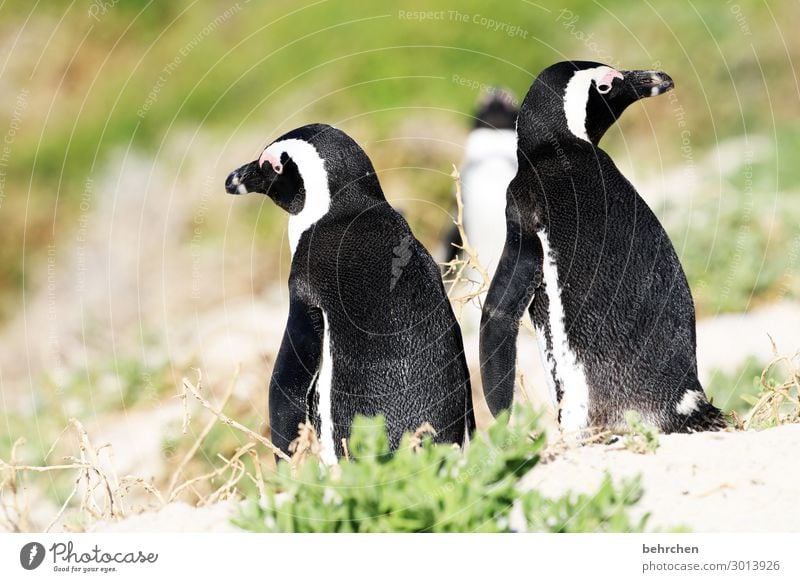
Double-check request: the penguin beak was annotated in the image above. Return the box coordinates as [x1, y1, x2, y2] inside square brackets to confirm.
[620, 70, 675, 99]
[225, 160, 265, 195]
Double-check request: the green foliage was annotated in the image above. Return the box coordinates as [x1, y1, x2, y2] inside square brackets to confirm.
[39, 354, 171, 416]
[522, 475, 648, 533]
[704, 351, 799, 429]
[1, 353, 171, 470]
[623, 411, 660, 454]
[235, 408, 648, 533]
[706, 356, 766, 415]
[675, 182, 800, 315]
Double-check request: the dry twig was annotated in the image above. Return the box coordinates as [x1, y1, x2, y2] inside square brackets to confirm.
[169, 365, 240, 497]
[441, 166, 491, 315]
[743, 349, 800, 429]
[288, 422, 321, 467]
[183, 372, 290, 462]
[409, 422, 437, 453]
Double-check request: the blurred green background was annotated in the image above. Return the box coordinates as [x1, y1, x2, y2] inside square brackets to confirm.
[1, 0, 798, 319]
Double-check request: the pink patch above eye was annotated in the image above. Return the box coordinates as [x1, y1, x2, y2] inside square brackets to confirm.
[599, 68, 624, 88]
[259, 150, 283, 174]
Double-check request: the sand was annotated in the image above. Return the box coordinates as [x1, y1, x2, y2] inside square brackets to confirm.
[520, 423, 800, 532]
[76, 423, 800, 533]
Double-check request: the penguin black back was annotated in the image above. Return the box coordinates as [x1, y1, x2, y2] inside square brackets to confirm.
[226, 124, 475, 462]
[480, 61, 725, 434]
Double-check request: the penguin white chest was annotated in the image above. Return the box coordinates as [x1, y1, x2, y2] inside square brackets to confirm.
[462, 160, 510, 274]
[536, 231, 590, 432]
[317, 311, 337, 465]
[461, 128, 517, 276]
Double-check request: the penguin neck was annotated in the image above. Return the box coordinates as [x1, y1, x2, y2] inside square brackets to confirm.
[516, 115, 597, 166]
[321, 175, 386, 226]
[332, 171, 385, 204]
[517, 82, 605, 155]
[287, 183, 329, 256]
[288, 172, 386, 256]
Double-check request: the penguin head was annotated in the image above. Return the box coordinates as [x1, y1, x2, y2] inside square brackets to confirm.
[519, 61, 674, 146]
[473, 88, 518, 130]
[225, 123, 383, 215]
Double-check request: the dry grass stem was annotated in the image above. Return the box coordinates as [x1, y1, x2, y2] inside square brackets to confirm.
[183, 372, 290, 462]
[288, 422, 321, 467]
[743, 348, 800, 429]
[245, 449, 268, 506]
[170, 442, 254, 503]
[441, 166, 491, 315]
[119, 476, 166, 508]
[202, 444, 256, 506]
[169, 365, 240, 496]
[0, 438, 30, 532]
[69, 418, 122, 520]
[409, 422, 437, 453]
[540, 426, 614, 463]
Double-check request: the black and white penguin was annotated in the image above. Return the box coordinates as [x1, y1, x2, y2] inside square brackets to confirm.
[226, 124, 475, 462]
[480, 61, 726, 433]
[443, 89, 518, 334]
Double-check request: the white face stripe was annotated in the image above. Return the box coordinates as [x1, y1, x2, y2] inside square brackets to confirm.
[562, 65, 621, 142]
[262, 138, 331, 255]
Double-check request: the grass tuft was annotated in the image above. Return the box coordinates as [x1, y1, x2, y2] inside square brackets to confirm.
[234, 406, 648, 533]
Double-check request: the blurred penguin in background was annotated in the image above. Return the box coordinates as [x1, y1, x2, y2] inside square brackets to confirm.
[444, 88, 518, 334]
[443, 88, 552, 426]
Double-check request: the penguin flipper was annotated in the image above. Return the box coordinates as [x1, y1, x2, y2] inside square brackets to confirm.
[479, 220, 543, 417]
[269, 293, 324, 457]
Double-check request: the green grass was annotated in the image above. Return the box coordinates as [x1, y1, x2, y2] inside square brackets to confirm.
[705, 351, 800, 427]
[623, 411, 660, 454]
[673, 178, 800, 315]
[705, 356, 766, 416]
[1, 352, 172, 462]
[235, 407, 649, 533]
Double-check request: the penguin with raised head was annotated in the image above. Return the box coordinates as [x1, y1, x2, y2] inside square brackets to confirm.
[480, 61, 726, 433]
[226, 124, 475, 462]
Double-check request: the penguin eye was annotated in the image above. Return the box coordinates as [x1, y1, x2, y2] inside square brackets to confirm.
[272, 151, 293, 175]
[596, 82, 612, 95]
[259, 150, 282, 174]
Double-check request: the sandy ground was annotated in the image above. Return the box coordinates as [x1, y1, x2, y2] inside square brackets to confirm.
[3, 293, 795, 533]
[89, 501, 243, 533]
[83, 423, 800, 533]
[520, 423, 800, 532]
